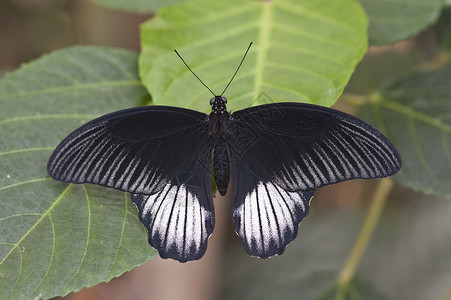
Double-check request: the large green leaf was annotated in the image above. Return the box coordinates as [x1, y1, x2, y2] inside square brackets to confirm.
[358, 65, 451, 196]
[359, 0, 444, 45]
[0, 47, 155, 299]
[139, 0, 368, 113]
[88, 0, 188, 13]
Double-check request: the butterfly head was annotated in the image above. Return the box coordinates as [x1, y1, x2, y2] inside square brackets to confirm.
[210, 96, 228, 114]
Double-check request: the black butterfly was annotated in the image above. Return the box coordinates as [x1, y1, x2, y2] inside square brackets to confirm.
[47, 44, 401, 262]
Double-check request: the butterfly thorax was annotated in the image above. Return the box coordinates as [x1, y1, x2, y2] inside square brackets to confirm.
[209, 96, 231, 196]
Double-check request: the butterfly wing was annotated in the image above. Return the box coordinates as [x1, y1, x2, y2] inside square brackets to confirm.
[228, 102, 401, 257]
[47, 106, 211, 195]
[230, 102, 401, 191]
[131, 155, 214, 262]
[229, 151, 315, 258]
[48, 105, 215, 262]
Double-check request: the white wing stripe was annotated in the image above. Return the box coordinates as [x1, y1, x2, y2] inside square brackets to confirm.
[234, 181, 314, 257]
[136, 182, 212, 262]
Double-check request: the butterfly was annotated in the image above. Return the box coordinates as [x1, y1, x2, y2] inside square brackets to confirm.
[47, 44, 401, 262]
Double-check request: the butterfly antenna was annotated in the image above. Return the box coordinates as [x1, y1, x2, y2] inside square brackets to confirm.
[174, 49, 216, 97]
[220, 42, 253, 96]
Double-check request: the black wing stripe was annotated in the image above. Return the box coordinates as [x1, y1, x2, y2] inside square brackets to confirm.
[109, 144, 133, 184]
[339, 126, 386, 172]
[62, 134, 97, 179]
[320, 138, 354, 179]
[276, 117, 400, 191]
[74, 134, 112, 181]
[295, 156, 315, 187]
[347, 133, 380, 177]
[306, 152, 327, 185]
[68, 136, 111, 180]
[284, 163, 309, 190]
[315, 140, 346, 180]
[312, 146, 337, 183]
[263, 183, 283, 248]
[83, 135, 116, 181]
[310, 148, 333, 182]
[148, 184, 172, 230]
[51, 124, 103, 166]
[326, 131, 361, 177]
[272, 181, 297, 226]
[53, 125, 108, 178]
[51, 123, 170, 194]
[332, 130, 371, 177]
[337, 120, 399, 170]
[164, 185, 182, 250]
[102, 143, 128, 185]
[116, 146, 144, 189]
[98, 143, 128, 185]
[334, 125, 394, 177]
[129, 158, 151, 190]
[76, 134, 116, 181]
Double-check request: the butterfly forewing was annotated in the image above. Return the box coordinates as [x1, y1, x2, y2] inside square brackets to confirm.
[229, 102, 401, 192]
[47, 106, 210, 195]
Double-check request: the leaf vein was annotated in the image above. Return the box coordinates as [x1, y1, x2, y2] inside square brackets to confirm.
[407, 116, 436, 180]
[65, 185, 92, 288]
[27, 214, 56, 297]
[0, 184, 71, 265]
[108, 193, 128, 276]
[0, 178, 52, 192]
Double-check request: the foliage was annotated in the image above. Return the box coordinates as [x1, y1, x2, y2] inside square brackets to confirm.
[1, 0, 450, 299]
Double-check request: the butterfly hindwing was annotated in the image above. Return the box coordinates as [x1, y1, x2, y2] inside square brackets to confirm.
[131, 156, 215, 262]
[47, 106, 210, 195]
[229, 151, 315, 258]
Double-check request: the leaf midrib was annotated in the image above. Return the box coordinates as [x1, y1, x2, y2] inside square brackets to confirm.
[375, 95, 451, 132]
[253, 1, 272, 105]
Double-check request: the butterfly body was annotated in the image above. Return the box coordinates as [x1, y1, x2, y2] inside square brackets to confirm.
[209, 96, 232, 196]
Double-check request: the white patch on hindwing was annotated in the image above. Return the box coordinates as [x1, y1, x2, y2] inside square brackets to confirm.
[141, 183, 209, 256]
[235, 181, 309, 255]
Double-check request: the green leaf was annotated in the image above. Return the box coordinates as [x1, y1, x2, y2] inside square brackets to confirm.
[359, 0, 444, 45]
[139, 0, 368, 113]
[0, 46, 155, 299]
[88, 0, 188, 13]
[358, 65, 451, 196]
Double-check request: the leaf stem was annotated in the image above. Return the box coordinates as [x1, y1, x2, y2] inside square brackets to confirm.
[339, 93, 369, 107]
[335, 178, 394, 299]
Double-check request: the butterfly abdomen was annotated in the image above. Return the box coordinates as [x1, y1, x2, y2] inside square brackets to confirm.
[213, 139, 230, 196]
